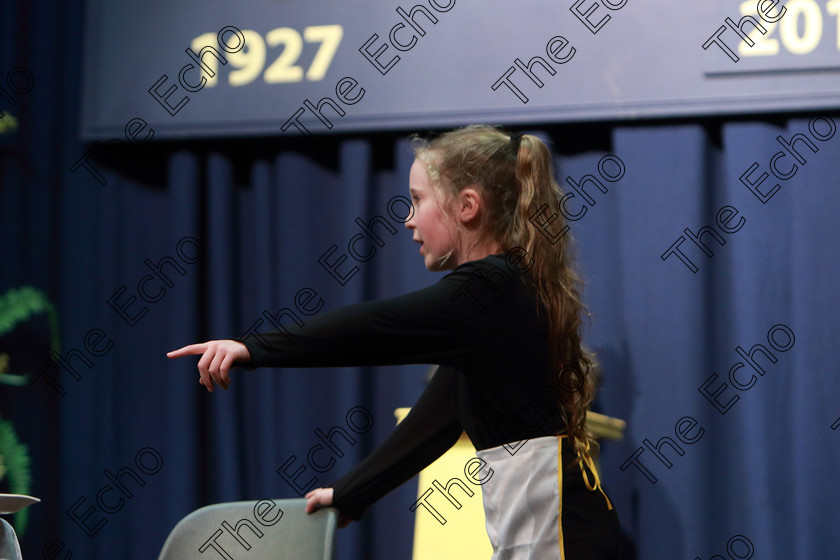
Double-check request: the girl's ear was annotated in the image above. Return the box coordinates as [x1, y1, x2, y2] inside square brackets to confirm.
[458, 187, 483, 224]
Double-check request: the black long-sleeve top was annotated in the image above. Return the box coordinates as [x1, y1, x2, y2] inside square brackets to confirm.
[241, 254, 566, 520]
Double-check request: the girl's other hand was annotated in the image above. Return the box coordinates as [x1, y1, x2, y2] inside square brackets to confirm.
[166, 340, 251, 392]
[305, 487, 353, 528]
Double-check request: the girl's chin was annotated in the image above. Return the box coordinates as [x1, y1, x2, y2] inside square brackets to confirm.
[422, 255, 439, 271]
[423, 255, 455, 272]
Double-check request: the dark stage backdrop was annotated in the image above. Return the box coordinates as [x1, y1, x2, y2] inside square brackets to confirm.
[2, 2, 840, 560]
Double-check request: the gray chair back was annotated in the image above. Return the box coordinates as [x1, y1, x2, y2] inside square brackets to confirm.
[158, 498, 337, 560]
[0, 519, 22, 560]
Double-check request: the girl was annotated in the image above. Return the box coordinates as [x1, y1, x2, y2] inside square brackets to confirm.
[168, 125, 620, 559]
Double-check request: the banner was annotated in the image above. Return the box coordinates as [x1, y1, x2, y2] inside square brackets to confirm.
[80, 0, 840, 139]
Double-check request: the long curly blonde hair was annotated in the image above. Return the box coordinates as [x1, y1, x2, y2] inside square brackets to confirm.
[412, 125, 597, 458]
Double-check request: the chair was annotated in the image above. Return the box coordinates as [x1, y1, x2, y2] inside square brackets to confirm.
[158, 498, 338, 560]
[0, 518, 23, 560]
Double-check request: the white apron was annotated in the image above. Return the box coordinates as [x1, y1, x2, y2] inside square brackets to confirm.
[475, 435, 613, 560]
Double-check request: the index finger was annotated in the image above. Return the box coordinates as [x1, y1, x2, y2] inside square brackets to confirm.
[166, 343, 209, 359]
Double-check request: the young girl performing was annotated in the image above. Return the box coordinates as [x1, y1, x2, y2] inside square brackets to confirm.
[168, 125, 620, 559]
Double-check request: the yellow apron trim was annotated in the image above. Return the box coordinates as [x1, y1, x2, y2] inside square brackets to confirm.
[557, 435, 566, 560]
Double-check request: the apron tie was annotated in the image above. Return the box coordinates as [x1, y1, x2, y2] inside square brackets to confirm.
[561, 435, 613, 511]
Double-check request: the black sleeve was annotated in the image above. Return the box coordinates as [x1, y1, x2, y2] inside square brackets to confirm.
[328, 366, 463, 520]
[238, 259, 507, 371]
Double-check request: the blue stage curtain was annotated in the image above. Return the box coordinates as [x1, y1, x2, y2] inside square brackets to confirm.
[2, 2, 840, 560]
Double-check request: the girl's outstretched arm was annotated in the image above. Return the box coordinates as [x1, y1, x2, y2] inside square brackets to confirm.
[168, 255, 520, 389]
[167, 340, 251, 392]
